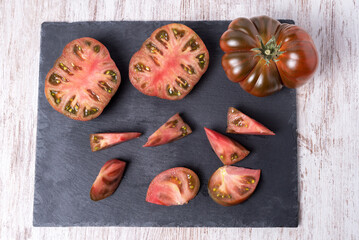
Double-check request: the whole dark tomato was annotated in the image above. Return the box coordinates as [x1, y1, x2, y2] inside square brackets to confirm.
[208, 166, 260, 206]
[44, 37, 121, 121]
[146, 167, 200, 206]
[129, 23, 209, 100]
[220, 16, 318, 97]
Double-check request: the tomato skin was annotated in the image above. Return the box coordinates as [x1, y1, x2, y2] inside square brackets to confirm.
[220, 16, 318, 97]
[44, 37, 121, 121]
[208, 166, 260, 206]
[90, 159, 126, 201]
[226, 107, 275, 135]
[129, 23, 209, 100]
[204, 127, 249, 165]
[90, 132, 142, 152]
[146, 167, 200, 206]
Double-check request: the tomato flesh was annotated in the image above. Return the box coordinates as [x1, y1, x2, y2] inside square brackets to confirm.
[44, 37, 121, 121]
[208, 166, 260, 206]
[143, 113, 192, 147]
[220, 16, 318, 97]
[226, 107, 274, 135]
[146, 167, 200, 206]
[90, 159, 126, 201]
[129, 23, 209, 100]
[204, 127, 249, 165]
[90, 132, 142, 152]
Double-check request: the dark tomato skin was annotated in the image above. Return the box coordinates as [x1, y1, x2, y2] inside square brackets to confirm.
[220, 16, 318, 97]
[146, 167, 200, 206]
[208, 166, 260, 206]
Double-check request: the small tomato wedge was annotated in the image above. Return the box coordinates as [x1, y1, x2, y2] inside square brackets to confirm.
[143, 113, 192, 147]
[146, 167, 200, 206]
[44, 37, 121, 121]
[226, 107, 275, 135]
[90, 159, 126, 201]
[90, 132, 142, 152]
[208, 166, 260, 206]
[204, 127, 249, 165]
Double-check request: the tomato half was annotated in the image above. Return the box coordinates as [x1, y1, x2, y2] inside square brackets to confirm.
[220, 16, 318, 97]
[90, 159, 126, 201]
[204, 127, 249, 165]
[129, 23, 209, 100]
[208, 166, 260, 206]
[146, 167, 200, 206]
[143, 113, 192, 147]
[226, 107, 274, 135]
[44, 37, 121, 121]
[90, 132, 142, 152]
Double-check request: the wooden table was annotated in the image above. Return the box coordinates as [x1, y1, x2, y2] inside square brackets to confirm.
[1, 0, 358, 239]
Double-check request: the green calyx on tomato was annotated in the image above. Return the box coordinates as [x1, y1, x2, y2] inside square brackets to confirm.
[251, 36, 285, 65]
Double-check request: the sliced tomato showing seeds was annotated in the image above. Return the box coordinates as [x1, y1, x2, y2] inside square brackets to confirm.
[129, 23, 209, 100]
[208, 166, 260, 206]
[90, 132, 142, 152]
[226, 107, 275, 135]
[44, 37, 121, 121]
[90, 159, 126, 201]
[204, 128, 249, 165]
[146, 167, 200, 206]
[143, 113, 192, 147]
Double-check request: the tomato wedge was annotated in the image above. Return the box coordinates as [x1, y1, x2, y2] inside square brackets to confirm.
[143, 113, 192, 147]
[44, 37, 121, 121]
[226, 107, 275, 135]
[146, 167, 200, 206]
[129, 23, 209, 100]
[204, 128, 249, 165]
[208, 166, 260, 206]
[90, 159, 126, 201]
[90, 132, 142, 152]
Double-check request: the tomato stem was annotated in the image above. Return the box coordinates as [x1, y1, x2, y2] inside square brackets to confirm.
[251, 36, 285, 65]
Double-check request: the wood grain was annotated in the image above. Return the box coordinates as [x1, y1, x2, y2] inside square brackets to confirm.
[0, 0, 358, 239]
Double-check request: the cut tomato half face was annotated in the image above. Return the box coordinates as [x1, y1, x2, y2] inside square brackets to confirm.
[129, 23, 209, 100]
[204, 128, 249, 165]
[44, 37, 121, 121]
[90, 159, 126, 201]
[90, 132, 142, 152]
[143, 113, 192, 147]
[146, 167, 200, 206]
[226, 107, 275, 135]
[208, 166, 260, 206]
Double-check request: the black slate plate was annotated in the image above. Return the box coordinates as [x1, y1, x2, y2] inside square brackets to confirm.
[34, 20, 298, 227]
